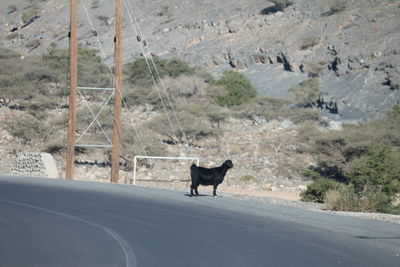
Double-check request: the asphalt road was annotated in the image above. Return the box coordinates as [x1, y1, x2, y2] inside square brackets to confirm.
[0, 175, 399, 267]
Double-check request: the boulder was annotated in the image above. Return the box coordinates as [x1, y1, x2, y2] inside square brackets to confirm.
[11, 152, 59, 178]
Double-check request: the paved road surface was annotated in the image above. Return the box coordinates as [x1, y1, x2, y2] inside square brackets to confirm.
[0, 175, 399, 267]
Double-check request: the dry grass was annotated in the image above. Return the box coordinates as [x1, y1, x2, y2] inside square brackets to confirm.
[324, 187, 360, 211]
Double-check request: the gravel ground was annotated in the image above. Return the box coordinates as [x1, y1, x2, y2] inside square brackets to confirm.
[225, 192, 400, 225]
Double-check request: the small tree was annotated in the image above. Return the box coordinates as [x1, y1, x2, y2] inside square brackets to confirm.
[300, 176, 341, 203]
[214, 71, 257, 107]
[347, 144, 400, 197]
[125, 57, 195, 86]
[289, 78, 320, 108]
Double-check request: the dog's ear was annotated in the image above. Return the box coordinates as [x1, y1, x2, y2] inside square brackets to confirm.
[225, 160, 233, 168]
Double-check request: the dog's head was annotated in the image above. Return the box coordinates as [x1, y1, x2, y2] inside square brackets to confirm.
[224, 160, 233, 169]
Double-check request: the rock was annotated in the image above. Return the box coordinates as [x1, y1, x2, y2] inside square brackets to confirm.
[11, 152, 59, 178]
[328, 121, 343, 131]
[298, 185, 307, 191]
[1, 0, 399, 121]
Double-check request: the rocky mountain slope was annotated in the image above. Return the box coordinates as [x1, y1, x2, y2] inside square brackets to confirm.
[1, 0, 400, 121]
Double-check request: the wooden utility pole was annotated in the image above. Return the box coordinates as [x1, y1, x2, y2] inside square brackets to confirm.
[111, 0, 123, 183]
[66, 0, 78, 180]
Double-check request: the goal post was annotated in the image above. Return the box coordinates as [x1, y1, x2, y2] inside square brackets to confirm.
[133, 156, 199, 185]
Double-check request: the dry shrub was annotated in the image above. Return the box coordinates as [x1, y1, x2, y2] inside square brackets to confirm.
[289, 78, 321, 107]
[0, 47, 19, 59]
[121, 126, 167, 161]
[5, 115, 50, 145]
[270, 0, 291, 11]
[234, 95, 291, 121]
[300, 36, 319, 50]
[328, 0, 346, 15]
[179, 103, 231, 128]
[302, 62, 326, 77]
[26, 39, 41, 50]
[324, 187, 360, 211]
[76, 105, 113, 136]
[124, 85, 167, 110]
[325, 186, 394, 213]
[146, 112, 221, 144]
[44, 137, 66, 154]
[239, 175, 258, 182]
[161, 75, 208, 99]
[22, 6, 39, 24]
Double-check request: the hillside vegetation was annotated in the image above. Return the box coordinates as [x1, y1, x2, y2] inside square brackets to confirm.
[0, 46, 399, 214]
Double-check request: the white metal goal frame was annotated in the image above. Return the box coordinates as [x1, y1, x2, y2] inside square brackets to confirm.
[133, 156, 199, 185]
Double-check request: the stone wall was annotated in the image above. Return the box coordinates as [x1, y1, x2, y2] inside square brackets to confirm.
[11, 152, 59, 178]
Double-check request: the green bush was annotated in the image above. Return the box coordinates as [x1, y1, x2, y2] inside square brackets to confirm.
[214, 71, 257, 107]
[300, 106, 400, 181]
[125, 57, 195, 86]
[289, 78, 320, 107]
[346, 144, 400, 197]
[5, 115, 50, 145]
[0, 74, 44, 106]
[0, 75, 25, 106]
[43, 46, 112, 88]
[300, 176, 341, 203]
[300, 106, 400, 213]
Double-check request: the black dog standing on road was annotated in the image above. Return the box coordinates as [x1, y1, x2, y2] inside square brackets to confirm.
[190, 160, 233, 197]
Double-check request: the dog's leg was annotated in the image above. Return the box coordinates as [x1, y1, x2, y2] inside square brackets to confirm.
[190, 179, 196, 196]
[213, 184, 218, 197]
[195, 185, 199, 196]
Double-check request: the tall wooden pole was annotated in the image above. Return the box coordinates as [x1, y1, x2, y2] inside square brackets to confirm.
[111, 0, 123, 183]
[66, 0, 78, 180]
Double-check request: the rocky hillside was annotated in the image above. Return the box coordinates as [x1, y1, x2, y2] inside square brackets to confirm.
[1, 0, 399, 121]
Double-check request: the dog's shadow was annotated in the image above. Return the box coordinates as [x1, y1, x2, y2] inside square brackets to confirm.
[184, 194, 219, 198]
[185, 194, 214, 197]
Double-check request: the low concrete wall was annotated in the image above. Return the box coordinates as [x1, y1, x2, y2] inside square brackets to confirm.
[11, 152, 59, 178]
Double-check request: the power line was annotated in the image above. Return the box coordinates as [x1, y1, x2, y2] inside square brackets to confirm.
[124, 0, 191, 150]
[79, 0, 147, 157]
